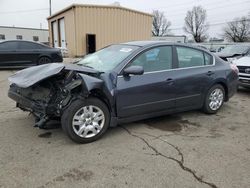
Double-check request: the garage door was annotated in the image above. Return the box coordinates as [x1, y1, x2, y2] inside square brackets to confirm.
[52, 21, 58, 48]
[59, 18, 66, 48]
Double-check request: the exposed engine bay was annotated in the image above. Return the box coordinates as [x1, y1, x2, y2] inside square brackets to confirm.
[8, 63, 104, 128]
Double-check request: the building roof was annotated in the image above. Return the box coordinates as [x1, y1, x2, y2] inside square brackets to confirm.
[47, 4, 153, 20]
[0, 26, 48, 31]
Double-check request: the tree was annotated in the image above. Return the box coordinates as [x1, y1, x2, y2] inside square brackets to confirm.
[223, 16, 250, 42]
[152, 10, 171, 36]
[184, 6, 208, 42]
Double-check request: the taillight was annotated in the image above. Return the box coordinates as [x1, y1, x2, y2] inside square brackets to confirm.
[230, 64, 239, 74]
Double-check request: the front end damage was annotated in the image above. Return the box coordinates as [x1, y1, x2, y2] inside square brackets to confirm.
[8, 63, 103, 128]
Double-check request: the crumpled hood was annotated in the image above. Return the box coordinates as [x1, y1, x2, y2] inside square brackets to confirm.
[216, 52, 242, 58]
[8, 63, 99, 88]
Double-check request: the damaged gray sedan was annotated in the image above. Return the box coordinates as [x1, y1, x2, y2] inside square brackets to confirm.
[8, 41, 238, 143]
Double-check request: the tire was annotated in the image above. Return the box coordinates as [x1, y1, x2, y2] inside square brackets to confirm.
[37, 56, 51, 65]
[203, 84, 225, 114]
[61, 98, 110, 143]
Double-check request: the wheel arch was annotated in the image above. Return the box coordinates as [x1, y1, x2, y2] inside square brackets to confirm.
[89, 88, 112, 113]
[212, 80, 229, 101]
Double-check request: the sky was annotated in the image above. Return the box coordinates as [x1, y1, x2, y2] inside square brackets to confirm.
[0, 0, 249, 39]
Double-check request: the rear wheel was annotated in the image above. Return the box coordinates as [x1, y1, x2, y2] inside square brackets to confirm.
[61, 98, 110, 143]
[203, 84, 225, 114]
[37, 56, 51, 65]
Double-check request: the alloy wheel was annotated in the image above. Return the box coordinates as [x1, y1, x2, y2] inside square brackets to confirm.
[72, 105, 105, 138]
[209, 88, 224, 111]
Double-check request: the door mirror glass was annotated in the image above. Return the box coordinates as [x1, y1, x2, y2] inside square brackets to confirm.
[123, 66, 144, 76]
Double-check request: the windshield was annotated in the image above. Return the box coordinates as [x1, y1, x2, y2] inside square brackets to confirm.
[221, 45, 250, 54]
[77, 44, 139, 72]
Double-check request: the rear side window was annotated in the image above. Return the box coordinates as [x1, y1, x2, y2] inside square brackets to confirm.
[130, 46, 172, 72]
[177, 47, 205, 68]
[19, 42, 46, 49]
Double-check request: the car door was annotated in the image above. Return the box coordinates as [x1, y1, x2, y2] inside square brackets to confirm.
[174, 46, 215, 109]
[17, 41, 41, 65]
[0, 41, 20, 66]
[116, 45, 177, 118]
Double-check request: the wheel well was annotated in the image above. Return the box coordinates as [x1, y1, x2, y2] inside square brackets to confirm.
[215, 82, 229, 101]
[89, 89, 111, 112]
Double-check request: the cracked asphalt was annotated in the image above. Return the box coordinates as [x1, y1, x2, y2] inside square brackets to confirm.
[0, 69, 250, 188]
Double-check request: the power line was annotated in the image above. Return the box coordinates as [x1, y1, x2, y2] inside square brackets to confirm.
[145, 0, 250, 12]
[169, 18, 250, 31]
[160, 1, 250, 17]
[0, 8, 49, 14]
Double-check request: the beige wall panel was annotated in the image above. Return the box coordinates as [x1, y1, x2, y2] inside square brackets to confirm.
[75, 6, 152, 56]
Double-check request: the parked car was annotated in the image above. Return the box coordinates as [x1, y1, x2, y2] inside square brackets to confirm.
[210, 46, 225, 53]
[216, 44, 250, 62]
[232, 52, 250, 88]
[0, 40, 63, 68]
[8, 41, 239, 143]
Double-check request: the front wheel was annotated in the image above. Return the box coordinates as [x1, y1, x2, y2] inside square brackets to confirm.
[61, 98, 110, 143]
[203, 84, 225, 114]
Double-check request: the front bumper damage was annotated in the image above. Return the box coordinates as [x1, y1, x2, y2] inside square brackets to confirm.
[8, 63, 104, 128]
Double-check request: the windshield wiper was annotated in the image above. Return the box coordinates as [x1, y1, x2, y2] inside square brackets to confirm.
[81, 64, 94, 69]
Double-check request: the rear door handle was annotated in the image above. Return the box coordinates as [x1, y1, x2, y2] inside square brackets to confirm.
[206, 71, 214, 76]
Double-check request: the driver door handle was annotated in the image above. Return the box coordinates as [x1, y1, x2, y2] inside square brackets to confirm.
[206, 71, 214, 76]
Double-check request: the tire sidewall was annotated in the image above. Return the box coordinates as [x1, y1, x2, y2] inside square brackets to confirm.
[204, 84, 225, 114]
[61, 98, 110, 143]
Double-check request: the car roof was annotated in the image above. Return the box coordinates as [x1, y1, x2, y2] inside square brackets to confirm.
[0, 40, 50, 48]
[121, 41, 211, 53]
[122, 41, 175, 47]
[0, 40, 39, 43]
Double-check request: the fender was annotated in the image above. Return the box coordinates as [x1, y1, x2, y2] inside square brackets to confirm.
[78, 73, 104, 93]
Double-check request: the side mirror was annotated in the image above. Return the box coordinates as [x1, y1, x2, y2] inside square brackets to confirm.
[123, 66, 144, 76]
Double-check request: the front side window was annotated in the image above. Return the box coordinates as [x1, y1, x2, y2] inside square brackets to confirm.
[177, 47, 205, 68]
[129, 46, 172, 72]
[77, 45, 139, 72]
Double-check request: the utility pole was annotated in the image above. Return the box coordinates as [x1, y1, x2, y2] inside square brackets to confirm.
[49, 0, 52, 16]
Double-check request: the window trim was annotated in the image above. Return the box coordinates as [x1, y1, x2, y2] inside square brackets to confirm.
[117, 44, 215, 77]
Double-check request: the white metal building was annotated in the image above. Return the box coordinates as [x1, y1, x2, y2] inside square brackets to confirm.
[0, 26, 49, 43]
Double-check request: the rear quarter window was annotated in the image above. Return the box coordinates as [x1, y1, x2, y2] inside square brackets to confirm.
[204, 53, 213, 65]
